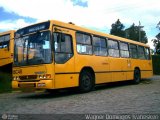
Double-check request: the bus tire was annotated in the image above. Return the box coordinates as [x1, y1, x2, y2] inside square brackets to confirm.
[133, 69, 141, 84]
[79, 70, 94, 93]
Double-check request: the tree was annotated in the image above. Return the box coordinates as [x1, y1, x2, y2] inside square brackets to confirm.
[125, 23, 148, 43]
[152, 21, 160, 54]
[110, 19, 125, 37]
[157, 21, 160, 30]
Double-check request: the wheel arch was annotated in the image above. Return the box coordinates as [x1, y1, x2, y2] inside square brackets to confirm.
[133, 66, 141, 84]
[79, 66, 95, 84]
[134, 67, 141, 76]
[134, 67, 140, 71]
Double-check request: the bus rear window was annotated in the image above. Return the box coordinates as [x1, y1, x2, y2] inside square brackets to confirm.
[138, 46, 145, 59]
[144, 47, 150, 60]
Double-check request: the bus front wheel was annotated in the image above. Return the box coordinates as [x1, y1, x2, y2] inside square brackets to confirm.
[79, 70, 94, 93]
[133, 69, 141, 84]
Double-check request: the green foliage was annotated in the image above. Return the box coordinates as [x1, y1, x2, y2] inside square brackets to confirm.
[152, 55, 160, 75]
[110, 20, 148, 43]
[110, 19, 125, 37]
[0, 72, 12, 93]
[152, 22, 160, 55]
[125, 23, 148, 43]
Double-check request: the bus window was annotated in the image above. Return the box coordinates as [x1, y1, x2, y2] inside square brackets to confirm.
[144, 47, 150, 60]
[76, 32, 92, 55]
[53, 33, 73, 64]
[120, 42, 129, 58]
[0, 36, 3, 48]
[0, 34, 10, 49]
[138, 46, 145, 59]
[93, 36, 107, 56]
[14, 31, 52, 66]
[130, 44, 138, 59]
[108, 39, 120, 57]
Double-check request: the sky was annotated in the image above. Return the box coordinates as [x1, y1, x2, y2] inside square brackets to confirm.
[0, 0, 160, 48]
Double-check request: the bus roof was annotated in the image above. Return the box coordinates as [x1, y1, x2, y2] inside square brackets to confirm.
[15, 20, 149, 48]
[50, 20, 149, 48]
[0, 30, 15, 36]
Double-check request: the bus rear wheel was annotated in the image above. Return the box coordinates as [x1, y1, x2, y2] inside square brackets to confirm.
[79, 70, 94, 93]
[133, 69, 141, 84]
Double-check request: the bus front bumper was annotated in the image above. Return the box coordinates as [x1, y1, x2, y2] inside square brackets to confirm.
[12, 80, 53, 90]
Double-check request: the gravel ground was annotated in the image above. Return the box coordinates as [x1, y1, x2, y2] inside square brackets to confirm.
[0, 76, 160, 115]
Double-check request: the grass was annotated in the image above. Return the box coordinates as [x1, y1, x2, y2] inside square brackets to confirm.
[0, 71, 12, 93]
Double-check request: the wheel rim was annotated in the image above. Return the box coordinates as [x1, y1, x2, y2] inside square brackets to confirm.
[82, 74, 91, 89]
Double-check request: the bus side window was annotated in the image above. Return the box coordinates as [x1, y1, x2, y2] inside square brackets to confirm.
[0, 36, 3, 48]
[144, 47, 150, 60]
[108, 39, 120, 57]
[120, 42, 129, 58]
[130, 44, 138, 59]
[93, 36, 107, 56]
[138, 46, 145, 59]
[0, 34, 10, 50]
[53, 32, 73, 64]
[76, 32, 92, 55]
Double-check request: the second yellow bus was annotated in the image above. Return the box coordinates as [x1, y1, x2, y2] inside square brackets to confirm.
[0, 30, 15, 73]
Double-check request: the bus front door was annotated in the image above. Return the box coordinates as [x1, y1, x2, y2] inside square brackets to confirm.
[53, 27, 77, 89]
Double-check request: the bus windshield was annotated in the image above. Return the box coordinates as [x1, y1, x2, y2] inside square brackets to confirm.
[14, 31, 52, 66]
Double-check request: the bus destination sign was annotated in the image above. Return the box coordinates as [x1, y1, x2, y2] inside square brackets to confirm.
[16, 21, 50, 36]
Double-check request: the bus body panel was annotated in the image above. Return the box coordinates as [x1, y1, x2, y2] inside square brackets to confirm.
[74, 53, 112, 84]
[109, 57, 128, 82]
[93, 57, 111, 84]
[12, 64, 54, 89]
[0, 30, 14, 67]
[130, 59, 153, 79]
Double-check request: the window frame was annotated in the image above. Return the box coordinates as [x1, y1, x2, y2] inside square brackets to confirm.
[76, 31, 93, 55]
[92, 35, 107, 56]
[144, 47, 151, 60]
[129, 44, 138, 59]
[0, 34, 10, 50]
[119, 42, 130, 58]
[108, 39, 120, 58]
[138, 46, 146, 59]
[53, 32, 74, 64]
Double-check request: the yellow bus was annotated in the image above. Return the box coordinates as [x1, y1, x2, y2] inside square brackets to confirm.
[12, 20, 152, 92]
[0, 30, 15, 72]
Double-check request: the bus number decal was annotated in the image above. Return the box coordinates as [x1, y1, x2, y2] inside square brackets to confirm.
[13, 69, 22, 74]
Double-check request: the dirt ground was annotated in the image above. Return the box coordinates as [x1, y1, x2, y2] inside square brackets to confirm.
[0, 76, 160, 116]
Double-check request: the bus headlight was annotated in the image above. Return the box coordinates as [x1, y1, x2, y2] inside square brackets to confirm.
[46, 74, 51, 79]
[38, 74, 51, 79]
[39, 75, 43, 79]
[13, 76, 19, 80]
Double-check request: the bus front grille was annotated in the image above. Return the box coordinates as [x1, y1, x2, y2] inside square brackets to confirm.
[18, 83, 36, 88]
[19, 75, 37, 80]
